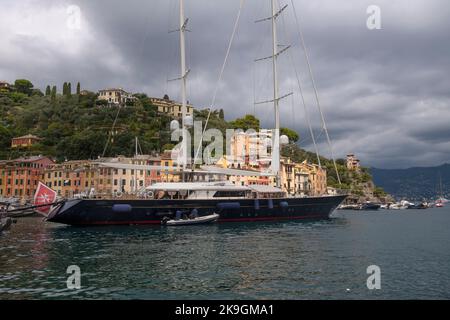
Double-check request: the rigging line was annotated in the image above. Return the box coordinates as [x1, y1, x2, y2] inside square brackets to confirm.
[193, 0, 246, 166]
[166, 0, 178, 97]
[252, 61, 257, 116]
[277, 0, 321, 167]
[253, 2, 270, 108]
[101, 106, 122, 158]
[299, 127, 325, 145]
[291, 83, 295, 128]
[137, 137, 144, 156]
[290, 0, 341, 184]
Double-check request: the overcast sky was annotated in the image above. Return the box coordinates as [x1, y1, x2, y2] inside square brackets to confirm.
[1, 0, 449, 169]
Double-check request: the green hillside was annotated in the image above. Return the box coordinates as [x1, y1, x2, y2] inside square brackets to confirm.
[0, 80, 173, 161]
[0, 79, 387, 200]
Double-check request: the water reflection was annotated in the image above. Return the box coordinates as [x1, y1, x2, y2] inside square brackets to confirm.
[1, 211, 449, 300]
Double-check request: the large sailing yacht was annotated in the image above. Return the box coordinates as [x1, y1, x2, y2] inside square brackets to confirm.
[46, 0, 346, 226]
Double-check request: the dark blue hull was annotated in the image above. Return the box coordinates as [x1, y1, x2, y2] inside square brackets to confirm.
[47, 195, 347, 226]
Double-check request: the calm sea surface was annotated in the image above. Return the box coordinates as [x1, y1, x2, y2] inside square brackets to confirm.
[1, 207, 450, 300]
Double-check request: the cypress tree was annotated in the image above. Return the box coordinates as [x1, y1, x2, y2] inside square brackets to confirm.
[45, 85, 51, 96]
[51, 86, 57, 100]
[219, 109, 225, 120]
[63, 82, 67, 95]
[76, 82, 81, 95]
[67, 83, 72, 97]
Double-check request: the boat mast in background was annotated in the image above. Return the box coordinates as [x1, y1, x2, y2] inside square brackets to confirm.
[271, 0, 281, 187]
[179, 0, 188, 180]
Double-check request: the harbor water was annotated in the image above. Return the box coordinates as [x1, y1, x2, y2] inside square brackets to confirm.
[1, 207, 450, 299]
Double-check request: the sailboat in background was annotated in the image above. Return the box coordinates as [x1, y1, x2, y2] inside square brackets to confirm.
[435, 175, 447, 208]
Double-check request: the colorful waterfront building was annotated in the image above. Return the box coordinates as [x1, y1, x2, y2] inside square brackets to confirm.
[145, 156, 162, 185]
[0, 156, 54, 199]
[43, 156, 162, 198]
[296, 161, 327, 196]
[280, 158, 311, 196]
[160, 151, 181, 183]
[43, 160, 100, 198]
[227, 129, 272, 169]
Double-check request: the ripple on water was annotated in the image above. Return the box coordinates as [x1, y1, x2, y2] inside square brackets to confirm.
[1, 211, 450, 299]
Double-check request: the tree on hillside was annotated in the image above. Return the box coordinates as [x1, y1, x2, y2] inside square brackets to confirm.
[32, 89, 44, 97]
[63, 82, 67, 95]
[280, 127, 299, 143]
[51, 86, 57, 100]
[14, 79, 34, 95]
[219, 109, 224, 120]
[67, 83, 72, 97]
[229, 114, 260, 131]
[45, 85, 51, 96]
[76, 82, 81, 95]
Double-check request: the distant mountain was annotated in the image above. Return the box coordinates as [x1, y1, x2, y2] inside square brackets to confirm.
[370, 164, 450, 201]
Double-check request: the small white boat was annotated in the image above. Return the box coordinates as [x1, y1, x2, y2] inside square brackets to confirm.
[163, 213, 220, 226]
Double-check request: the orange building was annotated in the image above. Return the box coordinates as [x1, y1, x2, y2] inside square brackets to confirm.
[146, 156, 162, 185]
[11, 134, 42, 148]
[43, 160, 100, 198]
[0, 156, 54, 199]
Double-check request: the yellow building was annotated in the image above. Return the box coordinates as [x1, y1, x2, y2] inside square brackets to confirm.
[159, 151, 181, 183]
[296, 161, 327, 196]
[150, 95, 194, 118]
[280, 158, 310, 196]
[97, 88, 134, 106]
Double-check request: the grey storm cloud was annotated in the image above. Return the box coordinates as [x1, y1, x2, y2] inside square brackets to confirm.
[1, 0, 449, 168]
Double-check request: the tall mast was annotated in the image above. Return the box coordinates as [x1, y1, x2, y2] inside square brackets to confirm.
[179, 0, 188, 178]
[254, 1, 290, 188]
[271, 0, 280, 187]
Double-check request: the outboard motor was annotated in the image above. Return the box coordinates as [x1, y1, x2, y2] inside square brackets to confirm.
[190, 208, 198, 219]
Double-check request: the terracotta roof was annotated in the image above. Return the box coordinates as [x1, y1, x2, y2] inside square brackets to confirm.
[13, 156, 53, 163]
[12, 134, 42, 140]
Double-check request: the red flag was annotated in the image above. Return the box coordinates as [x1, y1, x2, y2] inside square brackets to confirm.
[33, 182, 57, 216]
